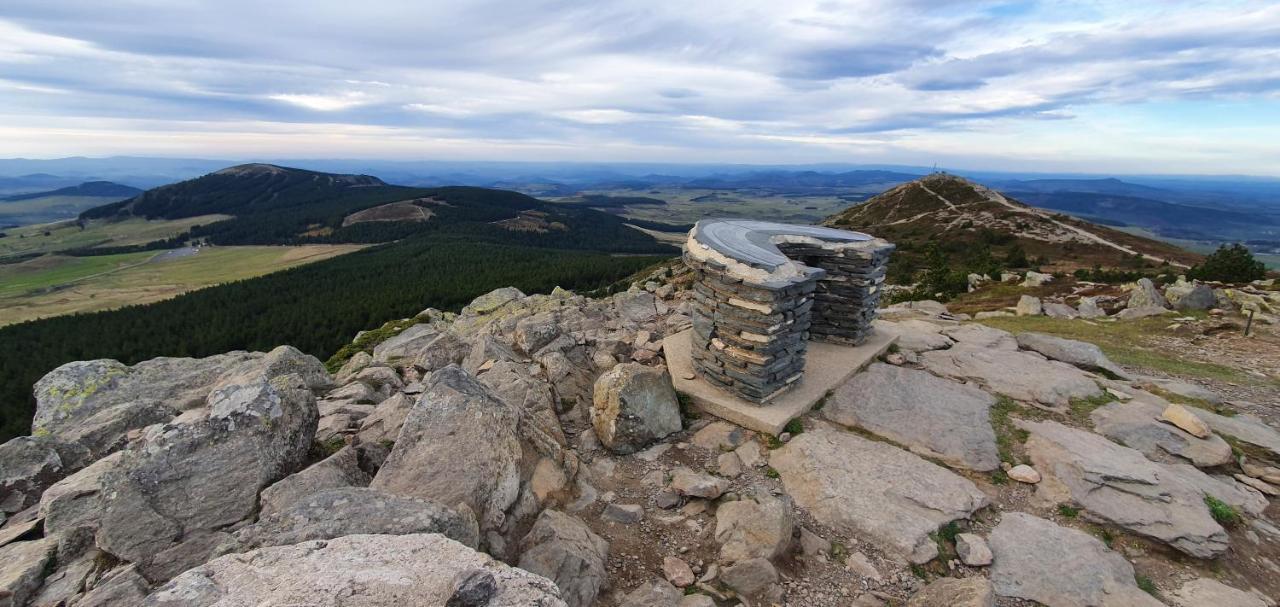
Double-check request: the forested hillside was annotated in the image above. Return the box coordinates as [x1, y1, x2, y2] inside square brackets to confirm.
[0, 233, 668, 440]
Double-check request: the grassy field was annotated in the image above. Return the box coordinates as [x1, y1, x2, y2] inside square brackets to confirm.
[0, 215, 232, 260]
[0, 244, 364, 326]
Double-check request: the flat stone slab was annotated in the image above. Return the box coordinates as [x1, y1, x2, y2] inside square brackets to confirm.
[664, 328, 896, 435]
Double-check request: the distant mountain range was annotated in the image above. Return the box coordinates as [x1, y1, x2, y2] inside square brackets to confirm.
[2, 181, 142, 202]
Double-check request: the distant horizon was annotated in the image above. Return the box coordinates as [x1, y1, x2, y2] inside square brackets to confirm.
[2, 2, 1278, 175]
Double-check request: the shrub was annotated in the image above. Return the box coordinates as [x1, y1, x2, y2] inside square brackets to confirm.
[1187, 243, 1266, 283]
[1204, 495, 1241, 527]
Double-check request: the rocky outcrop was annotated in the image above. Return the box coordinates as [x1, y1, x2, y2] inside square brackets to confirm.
[1015, 295, 1042, 316]
[714, 490, 794, 563]
[0, 538, 56, 607]
[1090, 400, 1233, 467]
[771, 427, 988, 563]
[591, 363, 682, 454]
[823, 363, 999, 471]
[518, 509, 609, 607]
[225, 487, 479, 553]
[144, 534, 566, 606]
[1019, 419, 1229, 558]
[1165, 281, 1216, 311]
[873, 320, 953, 352]
[920, 346, 1102, 408]
[1167, 578, 1273, 607]
[908, 577, 995, 607]
[1015, 332, 1131, 379]
[258, 445, 370, 516]
[1127, 277, 1169, 310]
[989, 512, 1164, 607]
[92, 349, 325, 582]
[0, 437, 76, 517]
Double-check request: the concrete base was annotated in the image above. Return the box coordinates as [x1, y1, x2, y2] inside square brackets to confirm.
[663, 328, 896, 435]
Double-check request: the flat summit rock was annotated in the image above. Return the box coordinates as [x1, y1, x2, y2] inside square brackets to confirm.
[920, 346, 1102, 408]
[823, 363, 999, 471]
[771, 426, 988, 563]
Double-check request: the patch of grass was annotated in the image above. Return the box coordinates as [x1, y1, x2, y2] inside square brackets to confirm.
[1095, 527, 1115, 548]
[766, 435, 785, 450]
[990, 469, 1009, 485]
[764, 466, 780, 479]
[812, 390, 833, 411]
[1204, 495, 1242, 527]
[309, 436, 346, 460]
[784, 418, 804, 435]
[830, 541, 848, 564]
[1135, 575, 1159, 597]
[910, 564, 930, 580]
[990, 395, 1030, 466]
[1068, 391, 1114, 423]
[1219, 433, 1272, 461]
[1058, 504, 1080, 518]
[325, 317, 420, 373]
[976, 315, 1259, 384]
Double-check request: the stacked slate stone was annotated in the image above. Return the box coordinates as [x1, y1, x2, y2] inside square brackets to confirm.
[777, 240, 895, 346]
[685, 251, 817, 403]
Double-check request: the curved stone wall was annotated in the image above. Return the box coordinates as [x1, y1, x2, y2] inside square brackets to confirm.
[683, 219, 894, 403]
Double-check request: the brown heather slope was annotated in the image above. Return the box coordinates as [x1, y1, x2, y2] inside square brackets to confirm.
[824, 173, 1201, 274]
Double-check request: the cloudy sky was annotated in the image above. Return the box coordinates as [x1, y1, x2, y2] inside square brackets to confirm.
[0, 1, 1277, 174]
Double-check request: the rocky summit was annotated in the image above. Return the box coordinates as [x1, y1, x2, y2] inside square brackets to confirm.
[1, 261, 1278, 607]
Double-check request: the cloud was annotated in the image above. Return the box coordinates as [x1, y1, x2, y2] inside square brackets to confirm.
[0, 1, 1275, 173]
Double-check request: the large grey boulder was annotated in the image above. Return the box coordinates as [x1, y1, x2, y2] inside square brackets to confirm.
[225, 487, 479, 553]
[38, 451, 123, 538]
[770, 427, 988, 564]
[515, 311, 562, 354]
[1090, 400, 1233, 467]
[94, 357, 320, 582]
[0, 538, 56, 607]
[1015, 332, 1131, 380]
[714, 490, 794, 563]
[71, 564, 149, 607]
[371, 366, 524, 535]
[144, 533, 566, 606]
[371, 323, 439, 364]
[0, 437, 73, 516]
[619, 579, 682, 607]
[32, 348, 327, 461]
[920, 346, 1102, 408]
[518, 509, 609, 607]
[411, 332, 472, 373]
[591, 363, 682, 454]
[1015, 295, 1042, 316]
[615, 291, 659, 325]
[1127, 278, 1169, 310]
[1018, 419, 1229, 558]
[355, 392, 414, 445]
[258, 445, 370, 517]
[1077, 297, 1106, 319]
[989, 512, 1163, 607]
[823, 363, 999, 471]
[1165, 282, 1216, 311]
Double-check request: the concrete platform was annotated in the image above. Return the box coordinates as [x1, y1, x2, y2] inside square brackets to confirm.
[663, 328, 896, 435]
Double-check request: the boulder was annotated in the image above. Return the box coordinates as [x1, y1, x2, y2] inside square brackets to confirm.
[1089, 400, 1232, 468]
[371, 366, 524, 535]
[0, 437, 69, 516]
[38, 451, 123, 538]
[771, 427, 988, 564]
[225, 487, 479, 553]
[823, 363, 1000, 471]
[691, 421, 751, 451]
[411, 332, 472, 372]
[1168, 578, 1272, 607]
[619, 580, 682, 607]
[1015, 295, 1042, 316]
[662, 557, 695, 588]
[355, 392, 414, 445]
[1019, 419, 1229, 558]
[1166, 282, 1216, 311]
[1116, 306, 1173, 320]
[1077, 297, 1106, 319]
[714, 490, 794, 563]
[1127, 278, 1169, 310]
[1160, 403, 1212, 438]
[615, 291, 659, 325]
[955, 533, 992, 566]
[1043, 302, 1079, 319]
[93, 355, 320, 582]
[920, 346, 1103, 408]
[0, 538, 56, 607]
[334, 351, 373, 384]
[462, 334, 523, 375]
[1015, 332, 1131, 380]
[669, 467, 730, 500]
[371, 324, 439, 364]
[514, 312, 562, 355]
[908, 577, 995, 607]
[71, 563, 149, 607]
[989, 512, 1163, 607]
[591, 363, 682, 454]
[518, 510, 609, 607]
[351, 365, 403, 392]
[720, 558, 777, 597]
[1021, 271, 1053, 287]
[144, 533, 565, 606]
[258, 445, 370, 517]
[1192, 408, 1280, 460]
[1147, 378, 1222, 404]
[461, 286, 525, 317]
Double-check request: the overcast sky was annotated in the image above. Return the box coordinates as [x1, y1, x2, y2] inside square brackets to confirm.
[0, 1, 1277, 174]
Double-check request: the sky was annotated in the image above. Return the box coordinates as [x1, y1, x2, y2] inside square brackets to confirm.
[0, 1, 1278, 175]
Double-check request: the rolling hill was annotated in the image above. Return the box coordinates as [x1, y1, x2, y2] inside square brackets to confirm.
[2, 180, 142, 202]
[0, 180, 144, 226]
[824, 173, 1201, 279]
